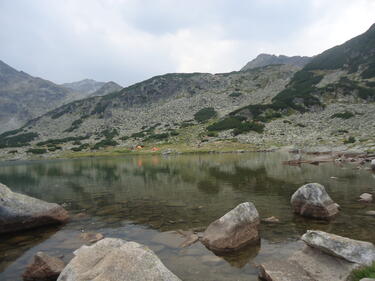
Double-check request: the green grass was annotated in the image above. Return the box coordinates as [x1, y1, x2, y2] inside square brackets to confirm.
[350, 262, 375, 281]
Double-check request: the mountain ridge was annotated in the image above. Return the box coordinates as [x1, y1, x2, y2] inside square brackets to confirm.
[241, 54, 312, 71]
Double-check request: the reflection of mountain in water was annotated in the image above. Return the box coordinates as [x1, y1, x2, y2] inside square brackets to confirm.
[0, 153, 374, 242]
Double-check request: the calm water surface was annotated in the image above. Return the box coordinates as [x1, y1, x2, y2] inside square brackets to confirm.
[0, 152, 374, 281]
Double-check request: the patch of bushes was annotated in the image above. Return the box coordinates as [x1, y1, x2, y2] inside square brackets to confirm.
[47, 146, 62, 152]
[207, 131, 218, 137]
[27, 148, 47, 154]
[131, 132, 146, 138]
[92, 139, 118, 150]
[229, 92, 242, 98]
[361, 63, 375, 79]
[100, 128, 119, 139]
[180, 120, 195, 128]
[0, 128, 23, 139]
[207, 116, 264, 134]
[194, 107, 217, 123]
[8, 150, 18, 154]
[331, 111, 354, 119]
[36, 135, 89, 146]
[344, 136, 356, 144]
[145, 133, 169, 141]
[170, 130, 179, 136]
[0, 132, 39, 148]
[64, 118, 84, 133]
[120, 136, 130, 141]
[71, 143, 90, 151]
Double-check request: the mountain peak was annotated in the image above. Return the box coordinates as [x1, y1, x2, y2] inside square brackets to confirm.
[241, 54, 311, 71]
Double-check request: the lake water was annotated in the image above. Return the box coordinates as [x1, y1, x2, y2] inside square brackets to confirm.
[0, 152, 374, 281]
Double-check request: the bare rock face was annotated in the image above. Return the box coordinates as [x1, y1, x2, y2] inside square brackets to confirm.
[201, 202, 260, 252]
[0, 183, 69, 234]
[290, 183, 339, 219]
[56, 238, 181, 281]
[301, 230, 375, 266]
[23, 252, 65, 281]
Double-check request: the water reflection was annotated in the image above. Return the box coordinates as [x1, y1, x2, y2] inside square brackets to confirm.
[0, 152, 374, 281]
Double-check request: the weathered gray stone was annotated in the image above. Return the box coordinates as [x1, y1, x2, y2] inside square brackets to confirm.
[301, 230, 375, 266]
[23, 252, 65, 281]
[365, 210, 375, 216]
[360, 279, 375, 281]
[290, 183, 339, 219]
[0, 183, 69, 234]
[57, 238, 181, 281]
[371, 159, 375, 171]
[201, 202, 260, 252]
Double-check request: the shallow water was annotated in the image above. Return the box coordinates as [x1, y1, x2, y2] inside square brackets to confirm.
[0, 152, 374, 281]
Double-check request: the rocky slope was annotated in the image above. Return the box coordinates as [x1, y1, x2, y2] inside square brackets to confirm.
[241, 54, 311, 71]
[0, 60, 75, 133]
[61, 79, 105, 97]
[88, 81, 123, 97]
[0, 23, 374, 159]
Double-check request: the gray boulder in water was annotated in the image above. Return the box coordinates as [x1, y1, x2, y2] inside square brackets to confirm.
[0, 183, 69, 234]
[57, 238, 181, 281]
[290, 183, 339, 219]
[201, 202, 260, 252]
[302, 230, 375, 266]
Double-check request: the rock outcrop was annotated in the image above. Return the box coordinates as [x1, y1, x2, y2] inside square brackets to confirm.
[201, 202, 260, 252]
[241, 54, 311, 71]
[23, 252, 65, 281]
[0, 183, 69, 234]
[359, 193, 373, 202]
[290, 183, 339, 219]
[258, 230, 375, 281]
[57, 238, 181, 281]
[301, 230, 375, 266]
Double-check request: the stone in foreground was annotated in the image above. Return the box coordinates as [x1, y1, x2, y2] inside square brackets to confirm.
[201, 202, 260, 252]
[301, 230, 375, 266]
[57, 238, 181, 281]
[23, 252, 65, 281]
[0, 183, 69, 234]
[290, 183, 339, 219]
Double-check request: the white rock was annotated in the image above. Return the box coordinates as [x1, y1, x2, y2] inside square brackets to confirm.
[57, 238, 181, 281]
[359, 193, 373, 202]
[301, 230, 375, 266]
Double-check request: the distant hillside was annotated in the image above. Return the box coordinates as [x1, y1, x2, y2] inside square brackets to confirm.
[0, 60, 75, 133]
[241, 54, 311, 71]
[89, 81, 123, 97]
[61, 79, 105, 97]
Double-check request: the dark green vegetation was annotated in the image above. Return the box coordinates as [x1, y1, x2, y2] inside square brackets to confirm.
[0, 132, 39, 148]
[37, 135, 89, 146]
[350, 262, 375, 281]
[194, 107, 217, 123]
[26, 148, 47, 154]
[344, 136, 356, 144]
[207, 116, 264, 135]
[230, 70, 324, 122]
[324, 77, 375, 100]
[331, 111, 355, 119]
[71, 143, 90, 151]
[229, 92, 242, 98]
[92, 139, 118, 150]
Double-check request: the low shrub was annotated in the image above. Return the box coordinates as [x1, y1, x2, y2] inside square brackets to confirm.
[27, 148, 47, 154]
[194, 107, 217, 123]
[344, 136, 356, 144]
[331, 111, 354, 119]
[92, 139, 118, 150]
[350, 262, 375, 281]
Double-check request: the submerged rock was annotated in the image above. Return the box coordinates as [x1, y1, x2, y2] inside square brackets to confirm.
[79, 232, 104, 244]
[0, 183, 69, 234]
[290, 183, 339, 219]
[301, 230, 375, 266]
[201, 202, 260, 252]
[23, 252, 65, 281]
[262, 216, 280, 223]
[57, 238, 181, 281]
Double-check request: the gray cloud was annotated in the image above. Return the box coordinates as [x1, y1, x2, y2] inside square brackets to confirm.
[0, 0, 374, 87]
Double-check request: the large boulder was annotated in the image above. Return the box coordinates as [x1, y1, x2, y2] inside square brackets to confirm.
[301, 230, 375, 266]
[56, 238, 181, 281]
[201, 202, 260, 252]
[23, 252, 65, 281]
[0, 183, 69, 234]
[290, 183, 339, 219]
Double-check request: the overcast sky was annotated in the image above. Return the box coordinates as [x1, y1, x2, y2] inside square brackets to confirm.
[0, 0, 374, 87]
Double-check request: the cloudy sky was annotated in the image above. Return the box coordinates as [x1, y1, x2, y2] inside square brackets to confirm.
[0, 0, 374, 87]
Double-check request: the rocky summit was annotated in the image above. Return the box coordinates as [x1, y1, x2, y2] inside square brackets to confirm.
[241, 53, 312, 71]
